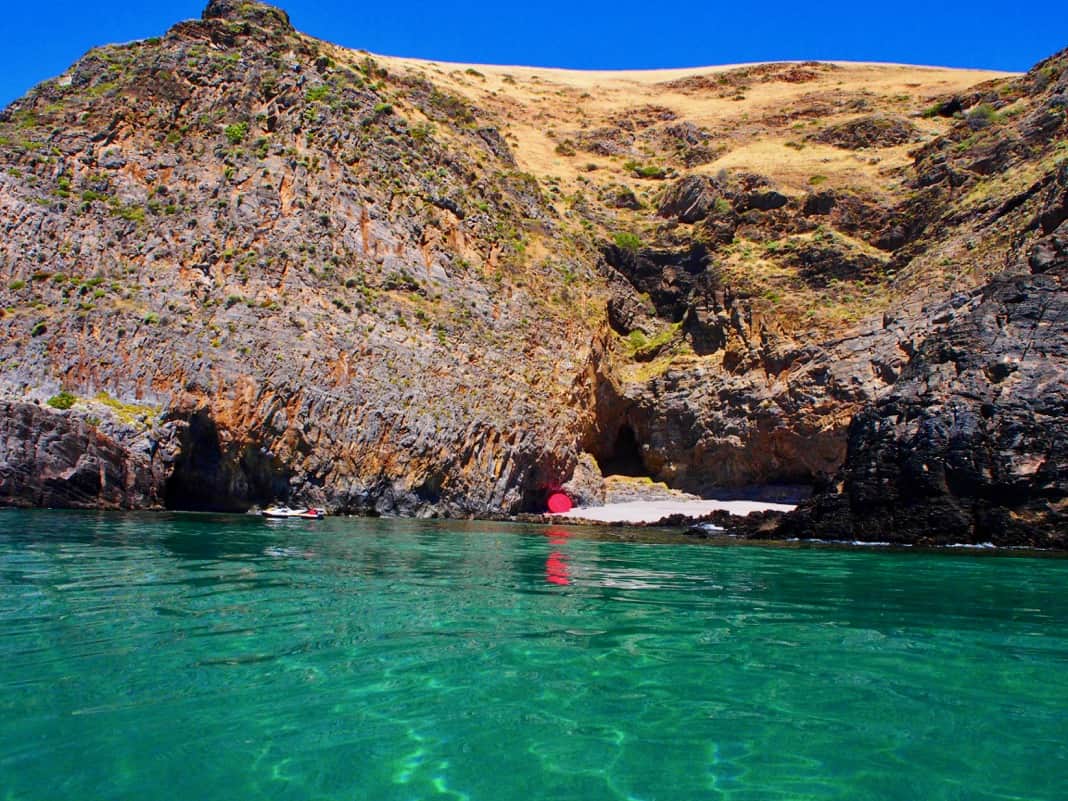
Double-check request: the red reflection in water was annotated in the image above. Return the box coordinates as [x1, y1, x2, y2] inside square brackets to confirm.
[544, 528, 572, 586]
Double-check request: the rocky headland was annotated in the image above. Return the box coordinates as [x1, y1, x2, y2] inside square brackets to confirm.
[1, 1, 1065, 546]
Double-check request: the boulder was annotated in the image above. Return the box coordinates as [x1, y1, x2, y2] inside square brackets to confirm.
[739, 190, 788, 212]
[562, 452, 606, 507]
[803, 191, 836, 215]
[658, 175, 721, 223]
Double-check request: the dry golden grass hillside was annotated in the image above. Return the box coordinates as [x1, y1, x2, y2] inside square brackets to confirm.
[353, 50, 1011, 196]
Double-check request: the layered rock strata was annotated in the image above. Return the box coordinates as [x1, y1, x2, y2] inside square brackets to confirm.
[0, 1, 1065, 543]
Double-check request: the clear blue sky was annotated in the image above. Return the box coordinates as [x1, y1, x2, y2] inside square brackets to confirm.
[2, 0, 1065, 108]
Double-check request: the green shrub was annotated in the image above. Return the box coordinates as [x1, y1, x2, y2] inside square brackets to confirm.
[8, 279, 26, 291]
[47, 391, 76, 410]
[966, 103, 1001, 128]
[428, 88, 474, 122]
[373, 102, 393, 115]
[109, 202, 145, 223]
[613, 232, 642, 251]
[763, 288, 783, 303]
[625, 324, 679, 357]
[224, 121, 249, 144]
[305, 85, 331, 102]
[410, 122, 435, 141]
[624, 160, 667, 179]
[30, 321, 46, 336]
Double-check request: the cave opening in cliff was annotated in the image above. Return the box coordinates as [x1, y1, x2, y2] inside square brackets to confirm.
[600, 424, 646, 477]
[164, 411, 229, 512]
[164, 411, 284, 513]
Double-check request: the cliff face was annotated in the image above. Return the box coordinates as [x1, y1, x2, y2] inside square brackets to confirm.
[0, 0, 600, 514]
[785, 166, 1068, 547]
[0, 0, 1065, 539]
[0, 400, 171, 508]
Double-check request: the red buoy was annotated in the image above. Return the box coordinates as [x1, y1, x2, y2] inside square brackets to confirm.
[547, 492, 572, 514]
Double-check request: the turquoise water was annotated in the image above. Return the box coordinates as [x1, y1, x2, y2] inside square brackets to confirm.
[1, 511, 1067, 800]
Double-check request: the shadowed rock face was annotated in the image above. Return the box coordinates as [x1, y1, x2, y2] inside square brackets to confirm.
[0, 0, 1066, 542]
[783, 172, 1068, 546]
[783, 265, 1068, 546]
[0, 401, 169, 509]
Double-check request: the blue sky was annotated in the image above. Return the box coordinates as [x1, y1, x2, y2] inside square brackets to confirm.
[2, 0, 1065, 108]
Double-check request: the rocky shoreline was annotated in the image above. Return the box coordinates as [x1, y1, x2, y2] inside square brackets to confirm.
[1, 1, 1065, 547]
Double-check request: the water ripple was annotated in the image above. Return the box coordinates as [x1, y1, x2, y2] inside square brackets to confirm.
[1, 510, 1067, 800]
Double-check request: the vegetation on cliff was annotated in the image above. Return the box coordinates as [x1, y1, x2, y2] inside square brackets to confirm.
[0, 0, 1064, 542]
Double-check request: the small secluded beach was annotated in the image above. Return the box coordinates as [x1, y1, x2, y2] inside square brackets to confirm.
[553, 498, 796, 524]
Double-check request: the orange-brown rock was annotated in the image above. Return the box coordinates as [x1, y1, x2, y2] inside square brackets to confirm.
[0, 2, 1065, 543]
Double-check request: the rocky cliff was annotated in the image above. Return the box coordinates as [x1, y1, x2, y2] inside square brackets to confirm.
[0, 0, 1065, 541]
[783, 165, 1068, 547]
[0, 0, 599, 515]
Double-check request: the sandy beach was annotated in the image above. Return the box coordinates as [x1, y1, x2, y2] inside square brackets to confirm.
[552, 499, 797, 524]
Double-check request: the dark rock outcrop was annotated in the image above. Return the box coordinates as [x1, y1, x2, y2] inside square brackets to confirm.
[739, 190, 789, 212]
[810, 115, 921, 149]
[0, 401, 170, 509]
[602, 244, 710, 321]
[803, 191, 836, 215]
[658, 175, 722, 222]
[602, 184, 643, 210]
[783, 237, 1068, 546]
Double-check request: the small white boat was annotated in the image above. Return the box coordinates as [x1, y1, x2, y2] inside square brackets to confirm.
[261, 505, 325, 520]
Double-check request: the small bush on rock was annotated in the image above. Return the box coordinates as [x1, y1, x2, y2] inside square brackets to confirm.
[47, 391, 76, 410]
[224, 122, 249, 144]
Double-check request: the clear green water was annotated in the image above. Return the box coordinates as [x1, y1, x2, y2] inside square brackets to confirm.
[1, 510, 1067, 801]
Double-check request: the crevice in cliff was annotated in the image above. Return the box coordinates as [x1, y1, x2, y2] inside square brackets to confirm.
[600, 424, 645, 477]
[584, 368, 654, 482]
[163, 409, 290, 512]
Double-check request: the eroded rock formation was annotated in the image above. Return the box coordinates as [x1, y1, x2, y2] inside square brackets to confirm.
[785, 169, 1068, 546]
[0, 1, 1065, 542]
